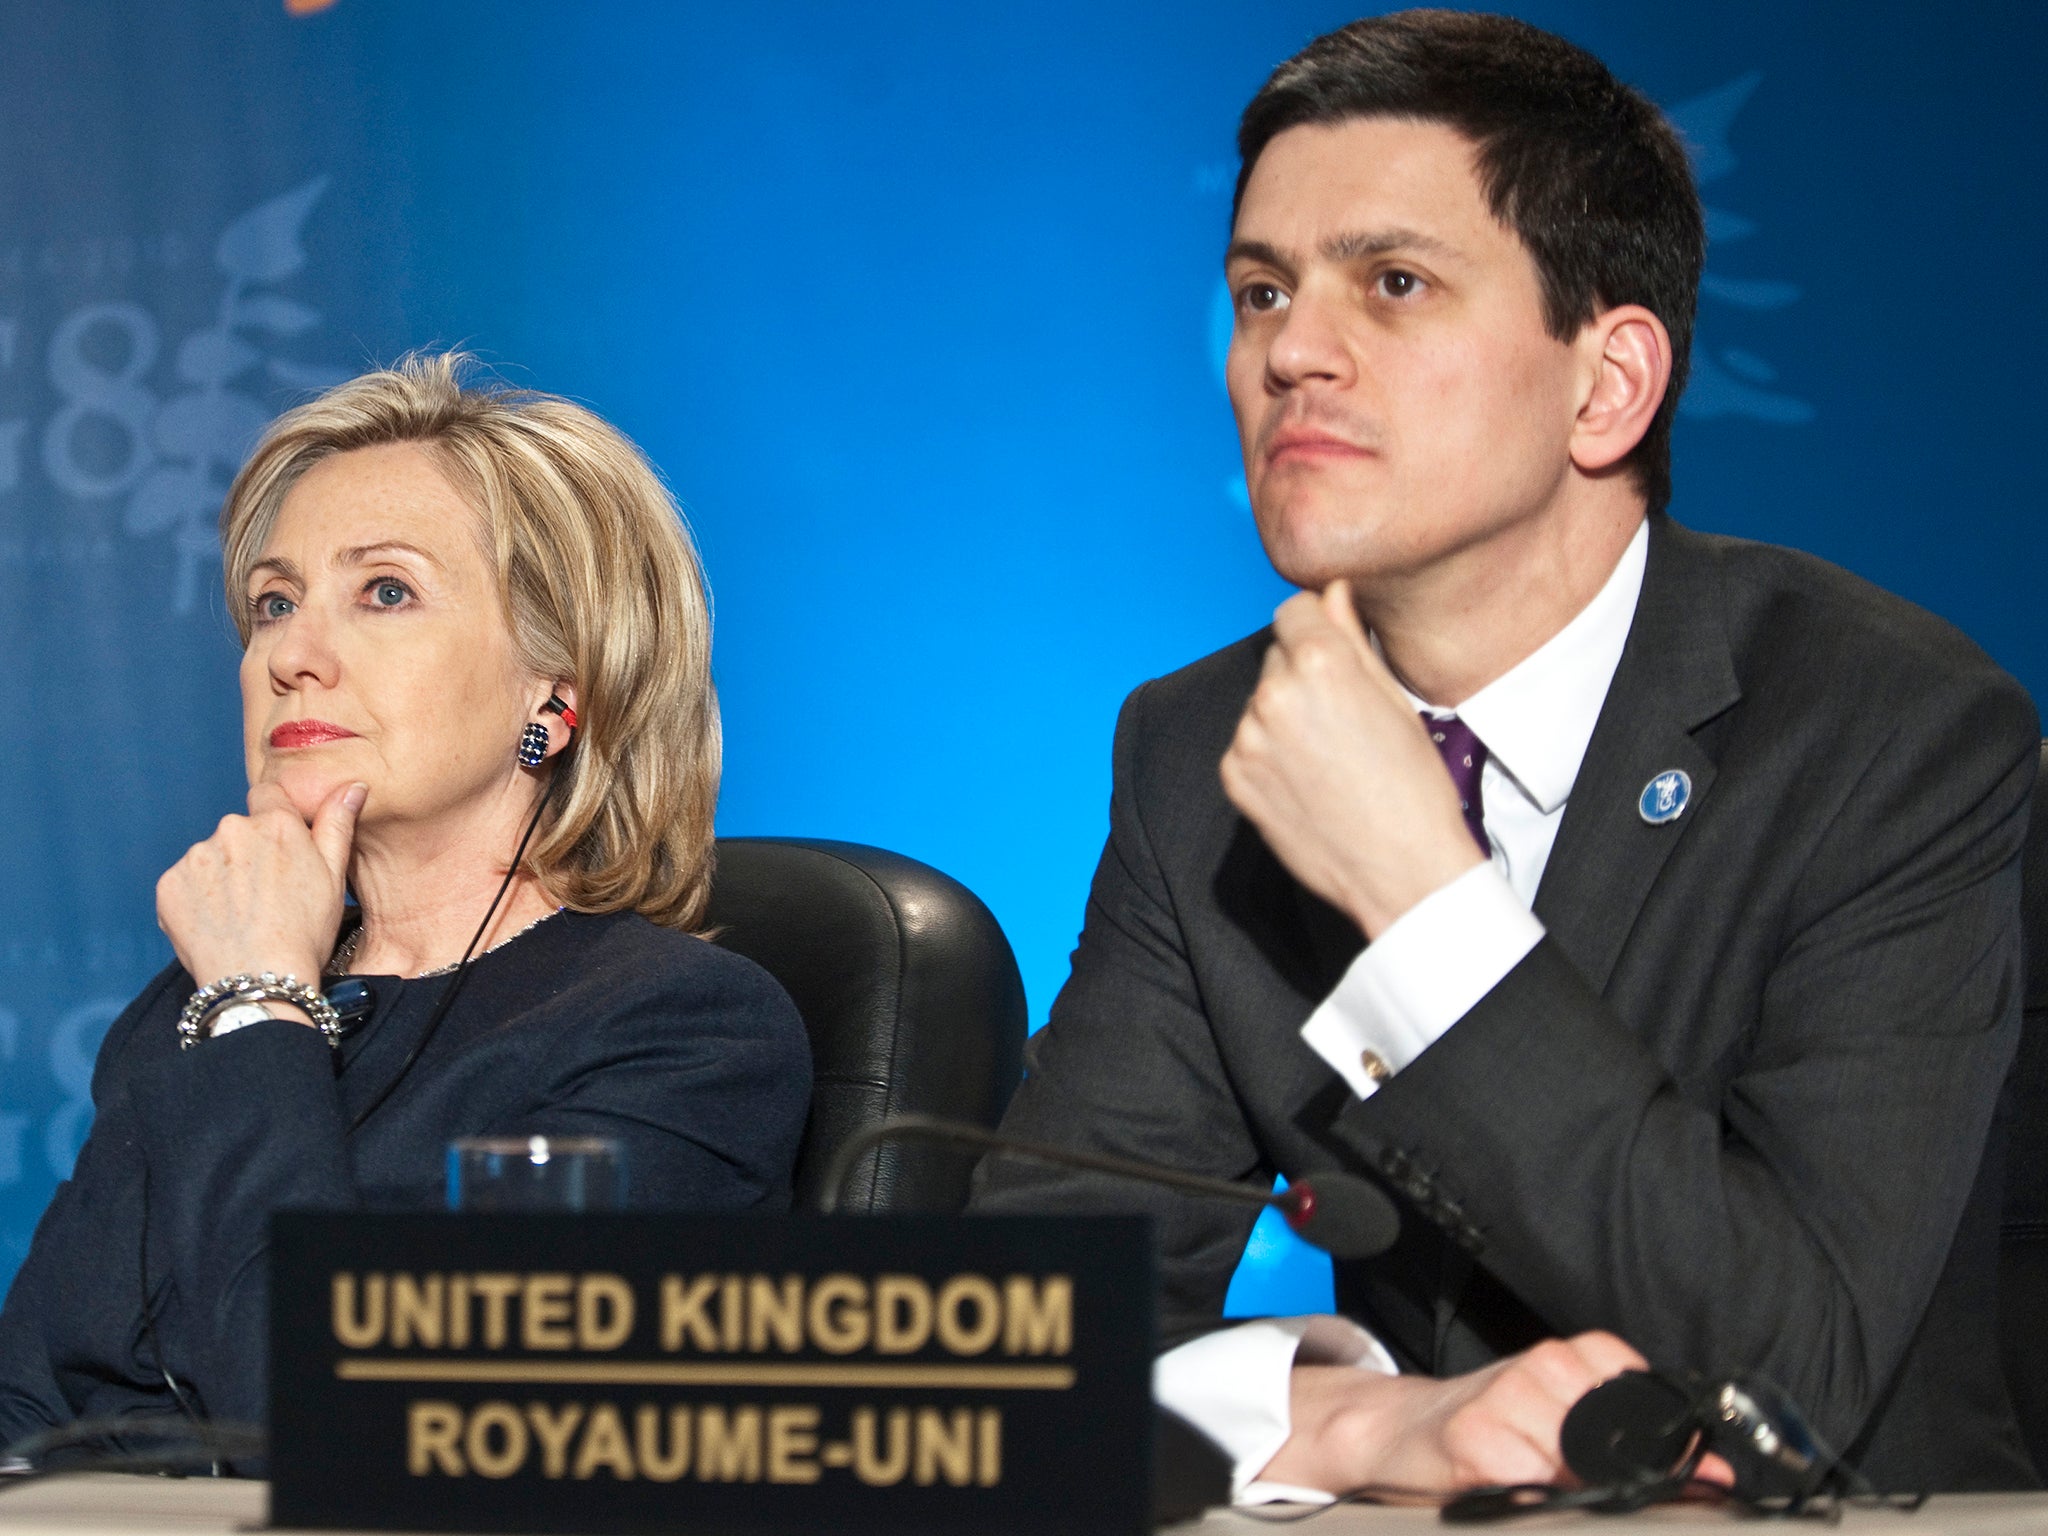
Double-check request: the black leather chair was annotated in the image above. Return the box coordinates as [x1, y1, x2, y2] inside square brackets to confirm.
[2003, 743, 2048, 1474]
[704, 838, 1027, 1214]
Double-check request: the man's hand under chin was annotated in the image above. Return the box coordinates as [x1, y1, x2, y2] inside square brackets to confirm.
[1262, 1332, 1650, 1496]
[1221, 581, 1485, 938]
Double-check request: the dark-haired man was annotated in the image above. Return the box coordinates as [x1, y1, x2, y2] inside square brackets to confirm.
[975, 9, 2037, 1500]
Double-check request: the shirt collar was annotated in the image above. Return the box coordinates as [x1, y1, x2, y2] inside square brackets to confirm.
[1401, 517, 1649, 815]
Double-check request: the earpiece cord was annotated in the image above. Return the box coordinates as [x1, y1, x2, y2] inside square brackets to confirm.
[345, 771, 561, 1135]
[1436, 1476, 1825, 1526]
[134, 1161, 208, 1442]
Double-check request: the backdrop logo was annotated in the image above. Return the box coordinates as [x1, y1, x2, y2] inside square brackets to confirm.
[14, 176, 346, 614]
[1668, 74, 1814, 425]
[0, 995, 124, 1220]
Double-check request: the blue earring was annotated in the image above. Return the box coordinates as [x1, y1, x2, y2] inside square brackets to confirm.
[517, 722, 549, 767]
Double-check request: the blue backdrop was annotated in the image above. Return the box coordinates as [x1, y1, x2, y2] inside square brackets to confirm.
[2, 1, 2043, 1310]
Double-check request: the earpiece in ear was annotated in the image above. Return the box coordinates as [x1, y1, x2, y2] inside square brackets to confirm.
[542, 694, 577, 731]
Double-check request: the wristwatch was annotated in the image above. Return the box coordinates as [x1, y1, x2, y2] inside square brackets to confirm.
[205, 1001, 278, 1038]
[177, 972, 341, 1050]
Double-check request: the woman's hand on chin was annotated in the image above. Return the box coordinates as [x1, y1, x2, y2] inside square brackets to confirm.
[157, 779, 368, 998]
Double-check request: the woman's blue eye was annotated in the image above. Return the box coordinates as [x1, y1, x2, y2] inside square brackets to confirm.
[256, 594, 294, 621]
[372, 580, 409, 607]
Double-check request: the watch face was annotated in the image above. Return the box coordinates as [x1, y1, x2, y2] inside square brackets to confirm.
[207, 1002, 274, 1038]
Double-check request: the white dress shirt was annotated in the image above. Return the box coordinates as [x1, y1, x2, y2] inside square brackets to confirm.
[1155, 518, 1649, 1503]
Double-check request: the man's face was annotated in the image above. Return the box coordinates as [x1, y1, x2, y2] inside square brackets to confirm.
[1226, 117, 1587, 593]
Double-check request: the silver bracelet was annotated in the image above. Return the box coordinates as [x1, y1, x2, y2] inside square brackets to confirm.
[176, 972, 342, 1051]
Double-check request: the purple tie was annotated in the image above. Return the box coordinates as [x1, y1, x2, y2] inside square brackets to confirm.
[1424, 713, 1491, 857]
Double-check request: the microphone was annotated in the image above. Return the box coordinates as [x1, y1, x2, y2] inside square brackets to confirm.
[1557, 1369, 1698, 1488]
[1443, 1369, 1891, 1523]
[1558, 1369, 1839, 1504]
[818, 1113, 1399, 1260]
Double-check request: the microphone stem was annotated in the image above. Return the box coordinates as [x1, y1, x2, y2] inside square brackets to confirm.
[818, 1113, 1283, 1215]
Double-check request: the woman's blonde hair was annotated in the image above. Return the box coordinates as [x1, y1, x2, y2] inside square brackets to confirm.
[220, 353, 720, 932]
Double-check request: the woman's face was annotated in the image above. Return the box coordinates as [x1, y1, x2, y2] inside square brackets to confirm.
[240, 442, 542, 833]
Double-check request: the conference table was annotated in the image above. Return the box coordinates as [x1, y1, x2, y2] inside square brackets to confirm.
[2, 1476, 2047, 1536]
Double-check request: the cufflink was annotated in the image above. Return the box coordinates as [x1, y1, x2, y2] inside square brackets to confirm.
[1359, 1049, 1391, 1085]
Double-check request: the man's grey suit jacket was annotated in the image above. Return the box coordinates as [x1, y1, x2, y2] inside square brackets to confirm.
[975, 515, 2040, 1492]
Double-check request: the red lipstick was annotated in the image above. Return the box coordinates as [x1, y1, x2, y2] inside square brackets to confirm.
[269, 720, 358, 750]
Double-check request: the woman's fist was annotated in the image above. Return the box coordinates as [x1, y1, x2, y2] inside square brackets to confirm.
[156, 780, 366, 997]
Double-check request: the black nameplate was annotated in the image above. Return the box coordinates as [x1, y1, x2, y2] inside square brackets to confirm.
[268, 1213, 1154, 1536]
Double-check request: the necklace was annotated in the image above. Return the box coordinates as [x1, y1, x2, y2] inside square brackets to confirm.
[326, 906, 564, 979]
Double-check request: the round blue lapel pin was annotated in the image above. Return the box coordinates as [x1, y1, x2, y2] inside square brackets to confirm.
[1639, 769, 1692, 825]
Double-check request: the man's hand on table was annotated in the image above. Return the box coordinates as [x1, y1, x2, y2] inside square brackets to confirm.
[1258, 1329, 1732, 1497]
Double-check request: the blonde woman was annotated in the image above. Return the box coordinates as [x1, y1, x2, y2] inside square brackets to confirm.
[0, 356, 810, 1458]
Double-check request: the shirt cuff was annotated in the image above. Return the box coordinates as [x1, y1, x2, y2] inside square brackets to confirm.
[1154, 1315, 1397, 1504]
[1300, 863, 1544, 1100]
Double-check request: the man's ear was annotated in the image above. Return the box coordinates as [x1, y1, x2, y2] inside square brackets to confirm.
[1570, 305, 1673, 474]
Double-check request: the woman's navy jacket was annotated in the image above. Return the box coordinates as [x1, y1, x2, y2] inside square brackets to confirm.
[0, 908, 812, 1453]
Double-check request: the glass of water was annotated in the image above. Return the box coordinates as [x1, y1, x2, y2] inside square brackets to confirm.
[446, 1135, 627, 1212]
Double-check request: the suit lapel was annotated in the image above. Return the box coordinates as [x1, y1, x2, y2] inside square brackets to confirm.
[1534, 516, 1742, 995]
[1428, 521, 1740, 1351]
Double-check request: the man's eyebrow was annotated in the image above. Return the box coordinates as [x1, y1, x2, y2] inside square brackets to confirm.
[336, 540, 444, 569]
[1322, 227, 1461, 263]
[1224, 228, 1463, 274]
[1223, 238, 1295, 277]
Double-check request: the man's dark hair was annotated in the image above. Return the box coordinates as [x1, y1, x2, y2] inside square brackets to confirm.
[1236, 10, 1704, 516]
